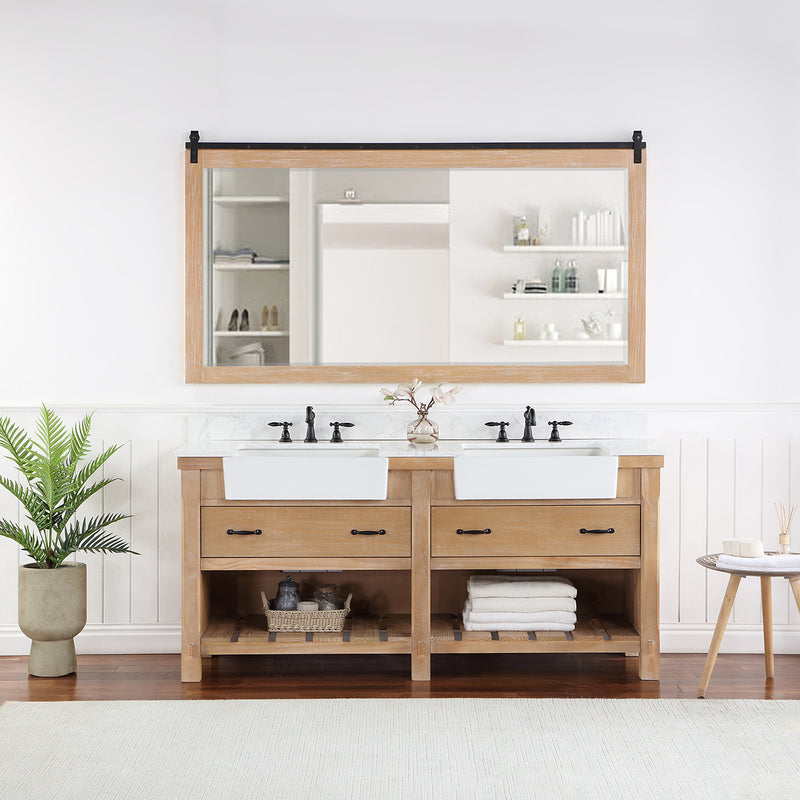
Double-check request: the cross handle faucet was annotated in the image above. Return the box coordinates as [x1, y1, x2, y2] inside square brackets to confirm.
[268, 421, 293, 443]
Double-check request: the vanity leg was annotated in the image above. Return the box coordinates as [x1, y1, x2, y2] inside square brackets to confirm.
[638, 467, 661, 680]
[698, 573, 741, 698]
[181, 469, 205, 682]
[411, 470, 432, 681]
[760, 576, 774, 679]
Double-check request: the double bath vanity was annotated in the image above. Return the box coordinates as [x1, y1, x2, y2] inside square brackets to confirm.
[177, 439, 663, 682]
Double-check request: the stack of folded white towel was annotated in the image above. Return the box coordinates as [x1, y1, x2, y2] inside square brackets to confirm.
[213, 247, 257, 265]
[462, 574, 577, 632]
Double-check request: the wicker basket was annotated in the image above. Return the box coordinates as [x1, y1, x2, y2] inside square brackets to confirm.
[260, 592, 352, 632]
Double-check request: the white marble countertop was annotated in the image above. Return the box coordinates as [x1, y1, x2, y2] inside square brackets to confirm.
[175, 439, 662, 459]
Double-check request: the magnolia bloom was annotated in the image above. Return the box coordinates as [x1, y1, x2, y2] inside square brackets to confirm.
[432, 384, 462, 406]
[379, 380, 461, 412]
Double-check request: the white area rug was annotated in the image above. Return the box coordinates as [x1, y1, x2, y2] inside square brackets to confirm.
[1, 698, 798, 799]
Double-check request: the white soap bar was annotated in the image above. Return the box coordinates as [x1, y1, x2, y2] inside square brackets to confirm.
[297, 601, 319, 611]
[739, 539, 765, 557]
[722, 540, 740, 556]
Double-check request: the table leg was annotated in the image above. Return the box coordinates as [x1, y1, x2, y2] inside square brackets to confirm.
[698, 574, 741, 698]
[789, 576, 800, 615]
[760, 576, 774, 679]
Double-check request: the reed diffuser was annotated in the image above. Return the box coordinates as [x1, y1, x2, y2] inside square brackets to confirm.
[774, 502, 797, 555]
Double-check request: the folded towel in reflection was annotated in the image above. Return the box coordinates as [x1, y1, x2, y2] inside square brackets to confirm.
[463, 603, 576, 626]
[716, 554, 800, 571]
[467, 575, 577, 598]
[462, 620, 575, 632]
[468, 596, 576, 613]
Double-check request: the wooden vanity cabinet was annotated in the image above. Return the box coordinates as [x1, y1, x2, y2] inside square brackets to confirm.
[178, 454, 662, 683]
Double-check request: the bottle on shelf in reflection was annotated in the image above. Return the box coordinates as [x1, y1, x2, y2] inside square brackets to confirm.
[239, 309, 249, 331]
[270, 305, 279, 330]
[565, 260, 579, 293]
[551, 259, 564, 293]
[261, 305, 270, 331]
[227, 309, 239, 331]
[513, 316, 526, 341]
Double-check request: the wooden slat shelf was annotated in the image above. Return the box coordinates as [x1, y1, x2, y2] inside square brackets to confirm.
[201, 614, 412, 656]
[430, 614, 640, 654]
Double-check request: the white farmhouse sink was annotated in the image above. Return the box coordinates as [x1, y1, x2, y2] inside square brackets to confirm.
[222, 444, 388, 500]
[454, 443, 619, 500]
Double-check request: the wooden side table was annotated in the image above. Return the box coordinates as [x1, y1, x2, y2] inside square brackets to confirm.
[696, 554, 800, 697]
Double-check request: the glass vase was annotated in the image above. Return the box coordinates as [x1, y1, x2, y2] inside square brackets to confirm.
[777, 533, 791, 555]
[407, 412, 439, 444]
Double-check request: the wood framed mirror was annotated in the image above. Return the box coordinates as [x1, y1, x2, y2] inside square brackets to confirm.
[185, 133, 645, 383]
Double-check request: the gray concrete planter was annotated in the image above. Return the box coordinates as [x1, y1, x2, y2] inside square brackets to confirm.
[18, 562, 87, 677]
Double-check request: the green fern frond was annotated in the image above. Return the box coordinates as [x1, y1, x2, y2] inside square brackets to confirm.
[0, 519, 50, 565]
[68, 413, 94, 471]
[0, 416, 37, 480]
[72, 443, 122, 492]
[58, 514, 137, 561]
[0, 475, 51, 530]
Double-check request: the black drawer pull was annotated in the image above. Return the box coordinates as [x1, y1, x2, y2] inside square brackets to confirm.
[351, 529, 386, 536]
[579, 528, 615, 535]
[227, 528, 262, 536]
[456, 528, 492, 535]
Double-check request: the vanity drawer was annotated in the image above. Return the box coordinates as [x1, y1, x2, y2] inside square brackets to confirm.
[201, 507, 411, 558]
[431, 506, 640, 557]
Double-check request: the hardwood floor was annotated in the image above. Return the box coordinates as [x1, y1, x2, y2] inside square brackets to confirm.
[1, 653, 799, 701]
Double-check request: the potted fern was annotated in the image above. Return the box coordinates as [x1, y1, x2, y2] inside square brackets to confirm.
[0, 406, 136, 676]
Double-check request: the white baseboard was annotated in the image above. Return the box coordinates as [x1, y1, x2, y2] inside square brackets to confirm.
[2, 622, 798, 657]
[0, 624, 181, 656]
[660, 624, 800, 654]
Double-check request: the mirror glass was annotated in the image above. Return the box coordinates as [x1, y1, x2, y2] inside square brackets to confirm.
[203, 167, 629, 368]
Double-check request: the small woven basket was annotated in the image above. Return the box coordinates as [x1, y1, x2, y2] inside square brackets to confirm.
[260, 592, 352, 632]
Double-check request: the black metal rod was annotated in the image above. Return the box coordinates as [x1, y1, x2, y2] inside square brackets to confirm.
[186, 131, 645, 153]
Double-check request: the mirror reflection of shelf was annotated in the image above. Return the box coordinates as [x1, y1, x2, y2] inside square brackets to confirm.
[502, 339, 627, 347]
[502, 292, 626, 300]
[214, 331, 289, 337]
[213, 262, 290, 271]
[503, 245, 627, 253]
[213, 195, 289, 205]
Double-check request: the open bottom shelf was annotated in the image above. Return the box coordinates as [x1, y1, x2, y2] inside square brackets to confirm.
[202, 614, 412, 656]
[430, 614, 640, 654]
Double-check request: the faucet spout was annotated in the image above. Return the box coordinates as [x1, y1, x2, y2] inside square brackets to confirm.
[304, 406, 318, 443]
[521, 406, 536, 442]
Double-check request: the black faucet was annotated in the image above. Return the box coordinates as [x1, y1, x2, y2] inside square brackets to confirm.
[521, 406, 536, 442]
[304, 406, 318, 443]
[485, 421, 510, 443]
[547, 420, 573, 442]
[330, 421, 354, 443]
[268, 421, 293, 443]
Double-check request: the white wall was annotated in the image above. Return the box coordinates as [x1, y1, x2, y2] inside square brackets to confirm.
[1, 1, 799, 654]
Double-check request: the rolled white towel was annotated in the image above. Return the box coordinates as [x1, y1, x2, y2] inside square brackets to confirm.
[468, 596, 576, 613]
[467, 574, 577, 599]
[463, 603, 576, 626]
[462, 620, 575, 632]
[716, 553, 800, 571]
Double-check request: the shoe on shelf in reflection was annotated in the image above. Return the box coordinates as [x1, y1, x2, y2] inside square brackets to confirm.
[240, 309, 250, 331]
[227, 309, 239, 331]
